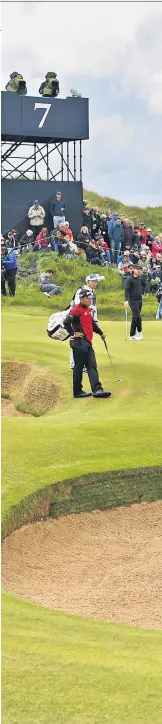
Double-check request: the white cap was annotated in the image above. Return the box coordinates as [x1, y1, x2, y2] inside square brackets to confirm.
[86, 274, 105, 283]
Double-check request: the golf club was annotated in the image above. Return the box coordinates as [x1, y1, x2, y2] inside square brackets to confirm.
[103, 339, 122, 382]
[125, 308, 128, 341]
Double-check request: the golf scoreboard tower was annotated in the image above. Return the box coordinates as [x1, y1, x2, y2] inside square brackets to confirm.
[1, 92, 89, 236]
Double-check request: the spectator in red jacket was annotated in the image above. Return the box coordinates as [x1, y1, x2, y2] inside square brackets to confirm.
[138, 223, 149, 245]
[59, 221, 73, 241]
[152, 236, 162, 257]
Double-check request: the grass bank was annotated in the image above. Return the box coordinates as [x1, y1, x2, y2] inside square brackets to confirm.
[2, 252, 157, 318]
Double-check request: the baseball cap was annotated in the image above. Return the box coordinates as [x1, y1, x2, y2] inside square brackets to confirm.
[146, 228, 152, 232]
[79, 288, 92, 299]
[86, 274, 98, 282]
[86, 274, 105, 283]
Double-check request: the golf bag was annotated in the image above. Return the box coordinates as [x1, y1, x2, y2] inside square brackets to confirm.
[47, 309, 70, 341]
[47, 289, 79, 342]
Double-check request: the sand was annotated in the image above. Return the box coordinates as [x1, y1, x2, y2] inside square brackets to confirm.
[2, 500, 162, 629]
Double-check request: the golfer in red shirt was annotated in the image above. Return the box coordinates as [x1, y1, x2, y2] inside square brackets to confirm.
[64, 288, 112, 399]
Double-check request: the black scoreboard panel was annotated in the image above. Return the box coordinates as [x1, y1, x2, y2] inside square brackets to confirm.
[2, 179, 83, 237]
[1, 93, 89, 142]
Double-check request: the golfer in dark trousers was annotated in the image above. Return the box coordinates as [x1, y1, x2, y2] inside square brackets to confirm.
[64, 288, 111, 398]
[124, 265, 143, 340]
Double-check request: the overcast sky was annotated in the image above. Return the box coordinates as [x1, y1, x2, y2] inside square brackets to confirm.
[2, 0, 162, 206]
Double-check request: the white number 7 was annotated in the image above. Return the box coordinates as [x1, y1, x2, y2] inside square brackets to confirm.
[34, 103, 52, 128]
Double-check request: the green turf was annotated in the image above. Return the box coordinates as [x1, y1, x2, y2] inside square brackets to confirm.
[2, 591, 162, 724]
[2, 311, 162, 724]
[1, 252, 157, 318]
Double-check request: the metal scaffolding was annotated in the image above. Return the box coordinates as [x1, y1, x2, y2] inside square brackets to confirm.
[1, 139, 83, 182]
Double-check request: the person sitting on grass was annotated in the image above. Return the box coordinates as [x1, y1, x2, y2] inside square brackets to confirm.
[39, 269, 61, 297]
[57, 231, 74, 260]
[118, 251, 133, 288]
[85, 239, 107, 266]
[34, 227, 50, 251]
[59, 221, 73, 241]
[19, 229, 34, 253]
[77, 225, 91, 250]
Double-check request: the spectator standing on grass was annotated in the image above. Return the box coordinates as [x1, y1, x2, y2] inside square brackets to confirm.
[28, 200, 45, 237]
[39, 269, 61, 297]
[122, 218, 133, 251]
[50, 192, 65, 229]
[109, 217, 124, 264]
[3, 247, 18, 296]
[124, 266, 143, 341]
[108, 212, 118, 237]
[82, 207, 92, 232]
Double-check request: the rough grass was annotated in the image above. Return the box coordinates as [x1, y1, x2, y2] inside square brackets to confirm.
[1, 252, 157, 318]
[1, 360, 61, 416]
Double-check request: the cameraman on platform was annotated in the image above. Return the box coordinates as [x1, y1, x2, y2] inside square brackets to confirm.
[39, 72, 59, 98]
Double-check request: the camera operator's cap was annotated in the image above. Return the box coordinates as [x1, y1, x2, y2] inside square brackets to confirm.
[79, 288, 92, 299]
[86, 274, 98, 282]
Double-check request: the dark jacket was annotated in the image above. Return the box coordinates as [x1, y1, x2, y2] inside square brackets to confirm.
[20, 233, 34, 248]
[123, 225, 133, 249]
[109, 224, 124, 245]
[130, 252, 140, 265]
[83, 212, 93, 231]
[50, 198, 65, 217]
[125, 275, 143, 302]
[77, 231, 90, 249]
[3, 249, 18, 271]
[85, 244, 102, 263]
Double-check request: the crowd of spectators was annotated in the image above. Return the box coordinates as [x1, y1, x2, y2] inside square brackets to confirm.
[1, 198, 162, 314]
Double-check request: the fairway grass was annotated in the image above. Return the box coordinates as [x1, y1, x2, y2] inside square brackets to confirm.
[2, 592, 162, 724]
[2, 311, 162, 724]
